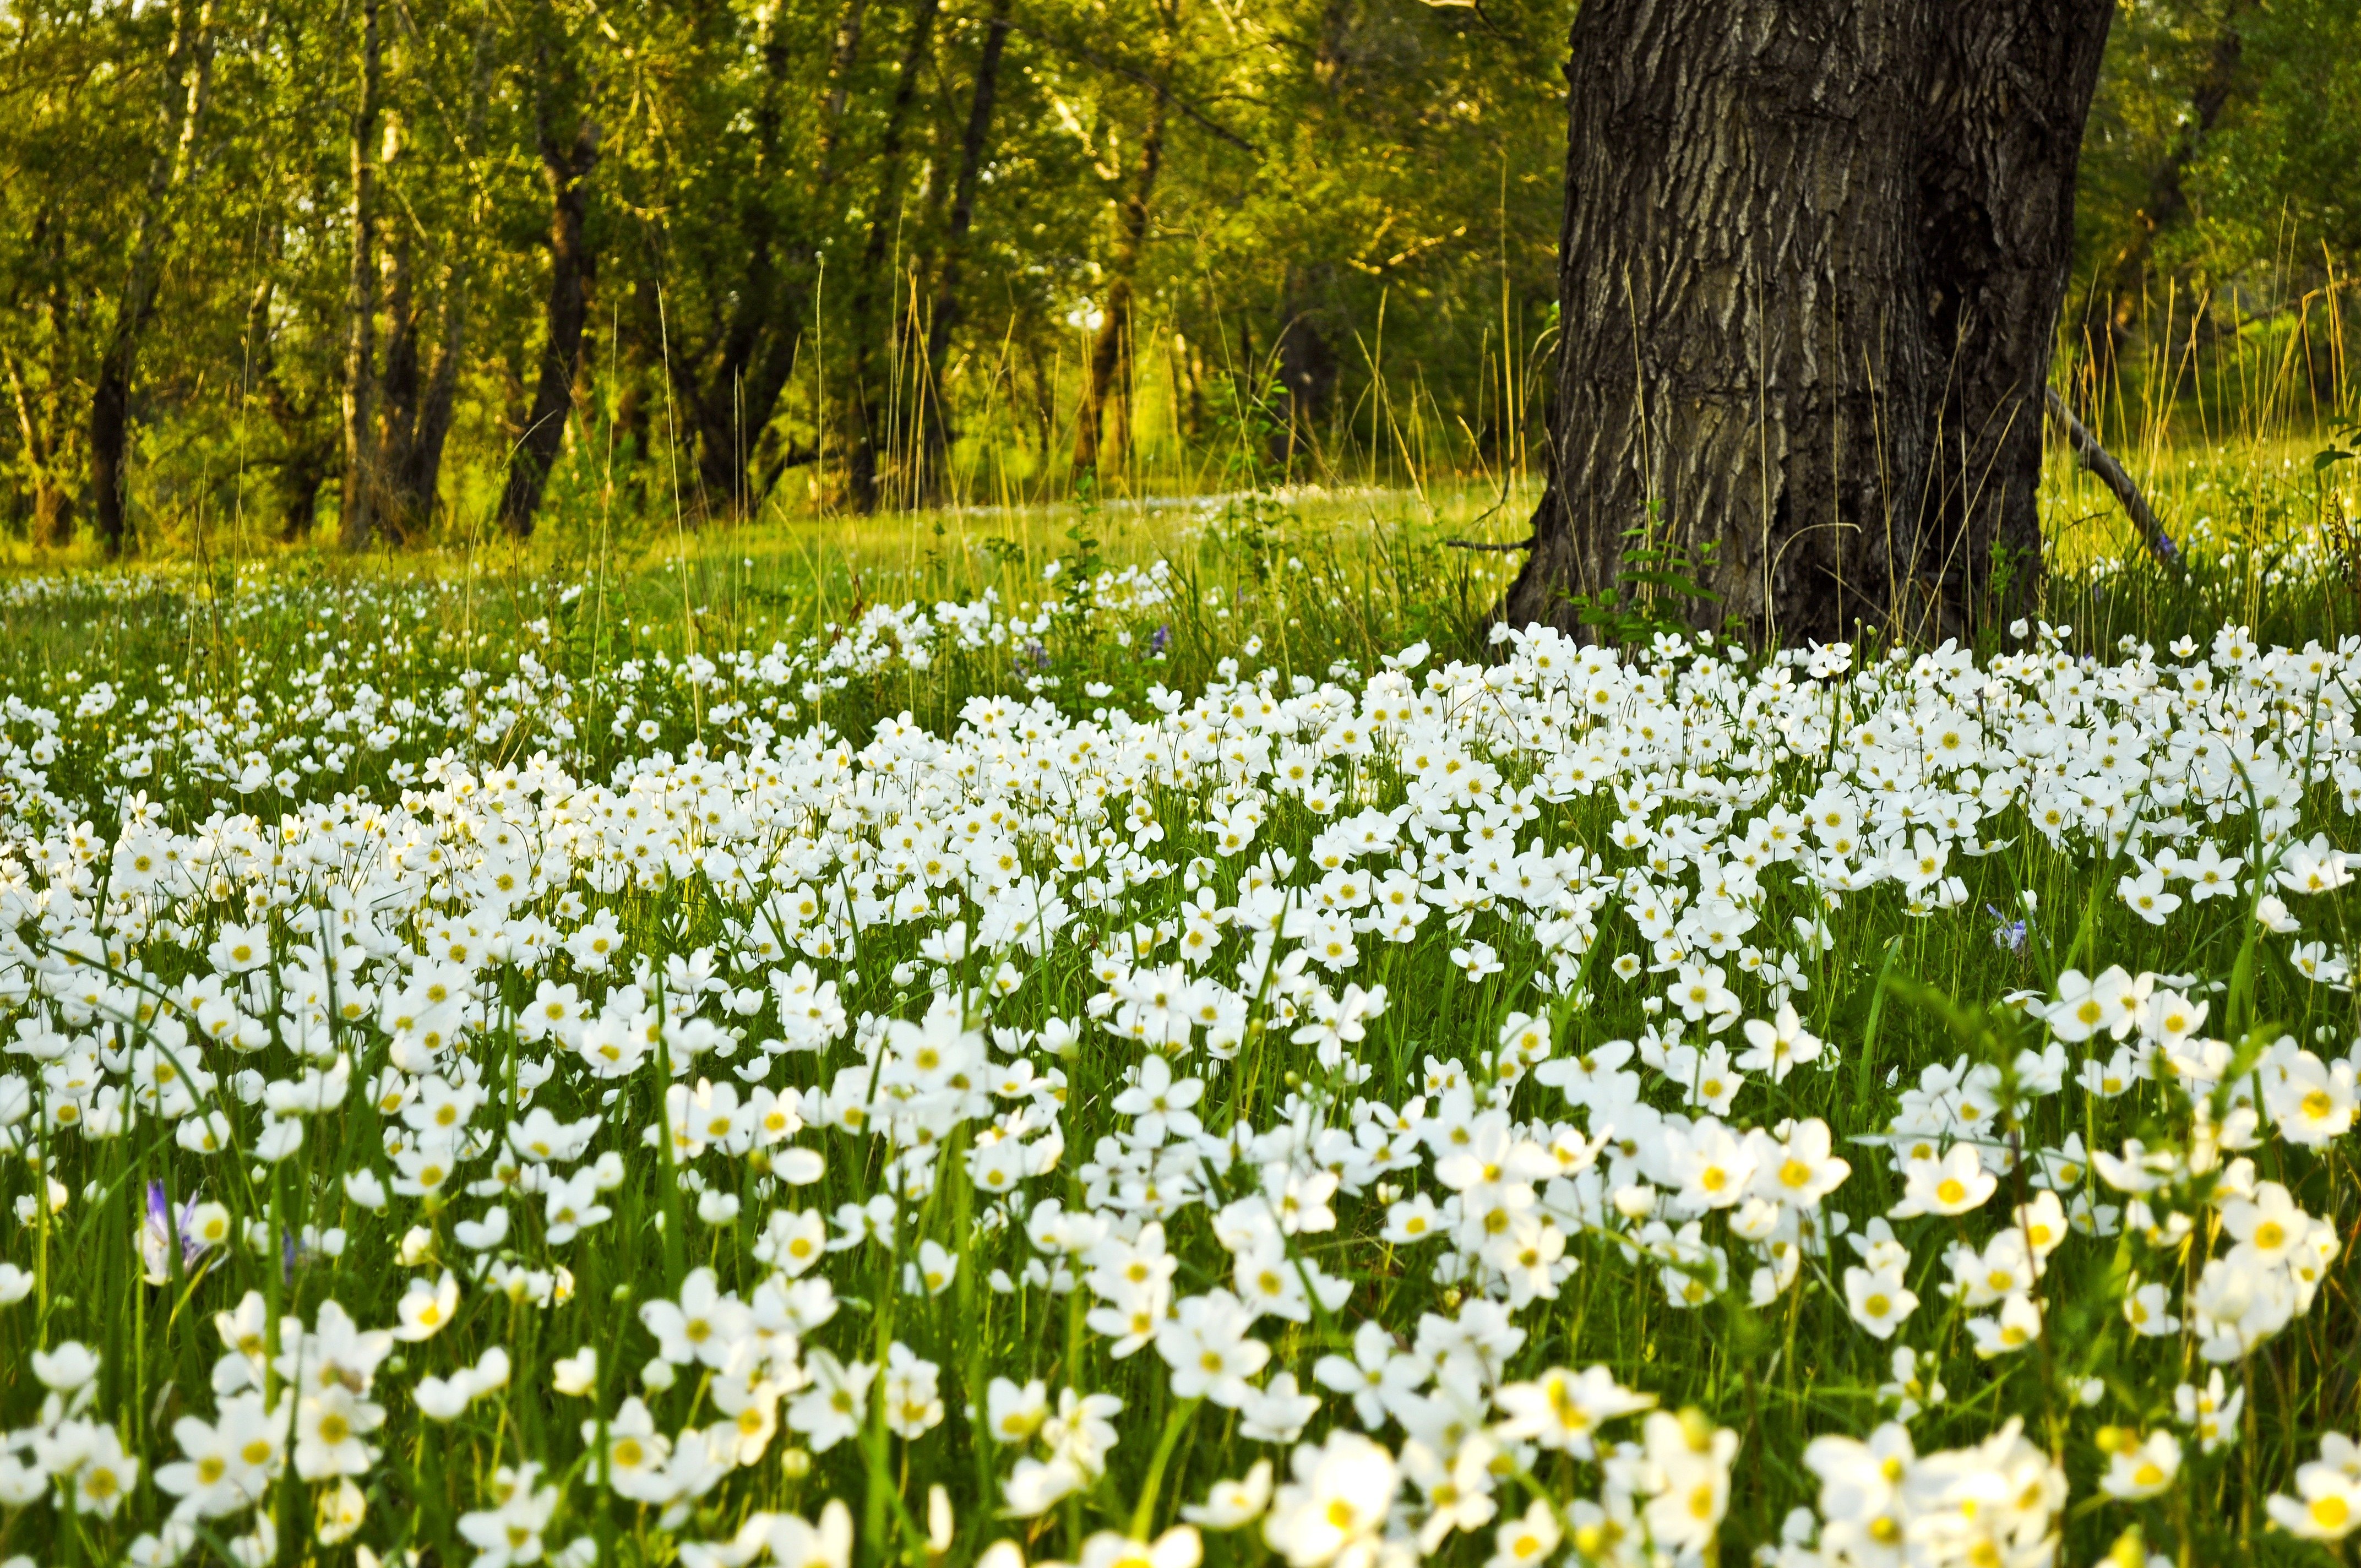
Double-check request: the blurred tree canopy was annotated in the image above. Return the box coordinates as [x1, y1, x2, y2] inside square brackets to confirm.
[0, 0, 2349, 552]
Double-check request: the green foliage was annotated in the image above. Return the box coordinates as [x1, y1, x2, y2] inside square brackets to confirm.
[6, 0, 2353, 557]
[1555, 513, 1732, 649]
[0, 0, 1579, 550]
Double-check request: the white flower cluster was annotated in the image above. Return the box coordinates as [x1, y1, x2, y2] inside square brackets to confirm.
[0, 561, 1176, 826]
[0, 609, 2358, 1566]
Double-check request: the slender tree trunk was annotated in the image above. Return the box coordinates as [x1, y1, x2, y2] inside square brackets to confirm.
[842, 0, 943, 514]
[88, 0, 216, 557]
[1272, 306, 1337, 476]
[336, 0, 384, 551]
[3, 343, 73, 548]
[384, 20, 490, 535]
[1269, 0, 1352, 474]
[241, 255, 339, 541]
[1912, 6, 2115, 631]
[659, 0, 860, 518]
[615, 274, 659, 462]
[1072, 70, 1168, 476]
[498, 53, 599, 538]
[1500, 0, 2113, 645]
[388, 262, 471, 533]
[31, 480, 73, 547]
[379, 243, 474, 538]
[816, 0, 868, 186]
[916, 0, 1014, 498]
[2084, 4, 2250, 382]
[378, 232, 421, 524]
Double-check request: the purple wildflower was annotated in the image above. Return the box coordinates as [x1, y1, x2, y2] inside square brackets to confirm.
[140, 1180, 206, 1283]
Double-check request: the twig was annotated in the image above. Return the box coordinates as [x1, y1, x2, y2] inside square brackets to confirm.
[2044, 387, 2181, 571]
[1444, 535, 1533, 552]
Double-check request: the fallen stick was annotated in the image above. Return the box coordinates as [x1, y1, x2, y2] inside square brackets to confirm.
[2044, 386, 2182, 571]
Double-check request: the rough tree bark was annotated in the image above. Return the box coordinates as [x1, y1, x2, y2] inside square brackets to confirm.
[335, 0, 384, 551]
[1500, 0, 2114, 646]
[842, 0, 943, 514]
[88, 0, 216, 557]
[914, 0, 1015, 498]
[497, 29, 599, 539]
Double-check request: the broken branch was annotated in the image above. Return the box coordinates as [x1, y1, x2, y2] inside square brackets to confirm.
[2044, 387, 2182, 572]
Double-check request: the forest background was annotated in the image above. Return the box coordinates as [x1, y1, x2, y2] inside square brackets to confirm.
[0, 0, 2352, 561]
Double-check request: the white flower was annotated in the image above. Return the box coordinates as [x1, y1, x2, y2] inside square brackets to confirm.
[456, 1461, 561, 1568]
[552, 1347, 598, 1396]
[1493, 1365, 1653, 1457]
[1843, 1266, 1918, 1340]
[1639, 1408, 1737, 1554]
[881, 1342, 945, 1439]
[393, 1272, 460, 1342]
[1182, 1459, 1275, 1529]
[1965, 1292, 2044, 1358]
[2099, 1429, 2180, 1499]
[1888, 1144, 1996, 1218]
[1483, 1499, 1560, 1568]
[1734, 1001, 1822, 1081]
[1074, 1527, 1201, 1568]
[2268, 1438, 2361, 1540]
[31, 1340, 98, 1392]
[1156, 1291, 1270, 1408]
[70, 1424, 140, 1518]
[786, 1351, 874, 1452]
[2174, 1370, 2243, 1453]
[293, 1385, 383, 1479]
[1238, 1372, 1320, 1444]
[1263, 1429, 1398, 1568]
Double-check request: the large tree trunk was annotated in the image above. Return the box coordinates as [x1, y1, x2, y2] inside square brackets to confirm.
[841, 0, 943, 515]
[1502, 0, 2113, 646]
[914, 0, 1014, 499]
[497, 40, 599, 540]
[336, 0, 384, 552]
[88, 0, 216, 557]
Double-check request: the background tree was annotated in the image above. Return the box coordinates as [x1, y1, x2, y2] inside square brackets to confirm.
[89, 0, 216, 557]
[0, 0, 2351, 556]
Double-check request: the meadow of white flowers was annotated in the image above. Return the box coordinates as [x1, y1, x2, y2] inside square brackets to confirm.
[0, 563, 2355, 1568]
